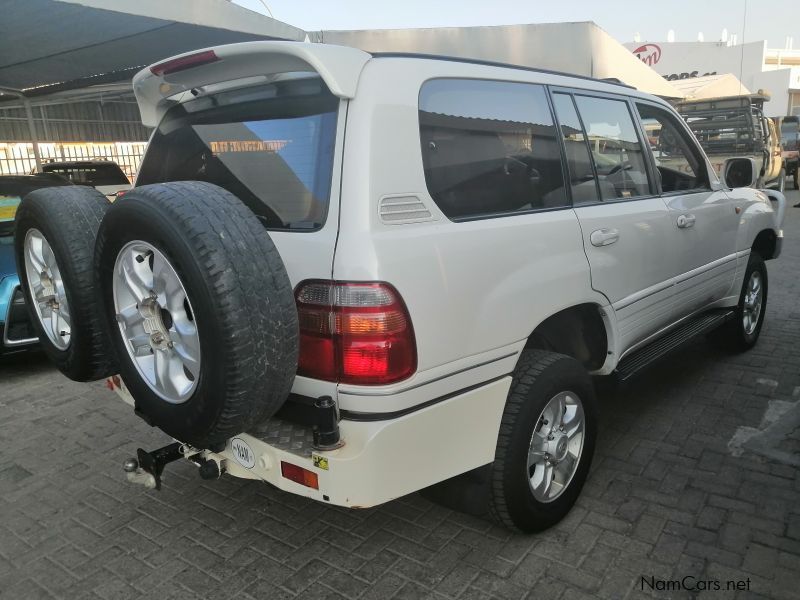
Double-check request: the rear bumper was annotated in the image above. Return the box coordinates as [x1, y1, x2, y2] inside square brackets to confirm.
[109, 375, 511, 507]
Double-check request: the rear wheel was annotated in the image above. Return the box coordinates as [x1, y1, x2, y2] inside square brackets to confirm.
[489, 350, 597, 532]
[95, 182, 298, 448]
[14, 186, 116, 381]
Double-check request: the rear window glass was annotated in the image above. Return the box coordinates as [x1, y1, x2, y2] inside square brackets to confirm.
[137, 78, 339, 230]
[43, 163, 129, 186]
[419, 79, 568, 220]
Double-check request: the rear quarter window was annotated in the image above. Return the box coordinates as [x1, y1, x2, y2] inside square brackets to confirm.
[418, 78, 568, 220]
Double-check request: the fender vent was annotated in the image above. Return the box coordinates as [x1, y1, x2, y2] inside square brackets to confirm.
[378, 195, 435, 224]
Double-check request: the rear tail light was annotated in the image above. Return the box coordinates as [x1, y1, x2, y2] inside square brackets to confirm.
[281, 461, 319, 489]
[150, 50, 219, 76]
[295, 281, 417, 385]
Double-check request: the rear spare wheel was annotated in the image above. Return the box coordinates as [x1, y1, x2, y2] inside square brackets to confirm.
[94, 182, 298, 448]
[14, 186, 116, 381]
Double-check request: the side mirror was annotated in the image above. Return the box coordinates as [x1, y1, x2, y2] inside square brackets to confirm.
[722, 157, 757, 188]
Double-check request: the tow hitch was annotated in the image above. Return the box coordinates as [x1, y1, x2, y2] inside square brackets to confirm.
[123, 442, 223, 490]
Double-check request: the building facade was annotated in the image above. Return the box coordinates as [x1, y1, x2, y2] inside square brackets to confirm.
[624, 40, 800, 117]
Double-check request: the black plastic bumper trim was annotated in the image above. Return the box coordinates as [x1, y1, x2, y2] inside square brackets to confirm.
[338, 374, 511, 422]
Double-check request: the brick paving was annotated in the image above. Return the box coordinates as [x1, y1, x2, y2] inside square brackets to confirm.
[1, 194, 799, 600]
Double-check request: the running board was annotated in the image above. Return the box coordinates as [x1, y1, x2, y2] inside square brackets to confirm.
[615, 309, 735, 381]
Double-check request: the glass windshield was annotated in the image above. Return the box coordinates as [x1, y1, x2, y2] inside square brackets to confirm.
[137, 78, 339, 230]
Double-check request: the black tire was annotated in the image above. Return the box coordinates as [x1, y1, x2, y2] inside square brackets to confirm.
[711, 252, 767, 352]
[94, 182, 298, 448]
[489, 350, 597, 532]
[13, 186, 116, 381]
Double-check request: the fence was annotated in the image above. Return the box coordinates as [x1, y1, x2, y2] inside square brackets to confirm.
[0, 141, 147, 181]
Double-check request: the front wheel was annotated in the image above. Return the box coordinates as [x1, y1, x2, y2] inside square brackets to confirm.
[712, 252, 767, 352]
[489, 350, 597, 532]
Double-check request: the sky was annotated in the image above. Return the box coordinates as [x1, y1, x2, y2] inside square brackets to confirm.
[232, 0, 797, 48]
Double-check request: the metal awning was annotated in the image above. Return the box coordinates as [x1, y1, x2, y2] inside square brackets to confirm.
[0, 0, 306, 97]
[0, 0, 306, 170]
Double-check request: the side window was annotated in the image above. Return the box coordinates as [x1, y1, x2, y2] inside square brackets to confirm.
[419, 79, 568, 219]
[552, 93, 599, 205]
[573, 95, 651, 200]
[637, 103, 710, 193]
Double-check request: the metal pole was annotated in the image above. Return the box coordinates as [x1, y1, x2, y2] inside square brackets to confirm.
[22, 98, 42, 172]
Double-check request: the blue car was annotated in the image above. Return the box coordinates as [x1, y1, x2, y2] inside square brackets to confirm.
[0, 174, 72, 355]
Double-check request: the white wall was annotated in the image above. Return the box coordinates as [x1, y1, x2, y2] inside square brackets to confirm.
[624, 40, 794, 116]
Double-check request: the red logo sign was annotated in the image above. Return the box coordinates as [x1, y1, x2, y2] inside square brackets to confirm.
[632, 43, 662, 66]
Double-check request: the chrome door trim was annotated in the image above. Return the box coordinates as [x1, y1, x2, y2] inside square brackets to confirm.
[612, 278, 674, 312]
[674, 253, 738, 284]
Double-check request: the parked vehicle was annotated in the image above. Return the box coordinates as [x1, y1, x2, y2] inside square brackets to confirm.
[777, 115, 800, 189]
[13, 42, 785, 532]
[33, 160, 131, 199]
[0, 174, 72, 355]
[676, 94, 784, 191]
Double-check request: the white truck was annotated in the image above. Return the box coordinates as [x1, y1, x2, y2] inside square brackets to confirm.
[12, 42, 785, 533]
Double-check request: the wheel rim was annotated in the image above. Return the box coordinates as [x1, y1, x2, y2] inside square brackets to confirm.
[112, 241, 201, 404]
[527, 391, 585, 503]
[742, 270, 763, 336]
[23, 229, 71, 350]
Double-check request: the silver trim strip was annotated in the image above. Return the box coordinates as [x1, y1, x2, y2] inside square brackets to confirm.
[674, 253, 737, 284]
[339, 351, 519, 397]
[613, 279, 673, 311]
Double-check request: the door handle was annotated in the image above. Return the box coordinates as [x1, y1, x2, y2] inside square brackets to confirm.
[676, 214, 696, 228]
[590, 228, 620, 247]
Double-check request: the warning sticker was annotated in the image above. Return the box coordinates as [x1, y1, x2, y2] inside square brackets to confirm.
[312, 454, 329, 470]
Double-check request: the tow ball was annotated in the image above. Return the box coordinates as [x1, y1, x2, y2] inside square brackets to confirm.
[123, 442, 223, 490]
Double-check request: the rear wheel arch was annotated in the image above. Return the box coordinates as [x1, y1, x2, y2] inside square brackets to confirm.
[524, 303, 610, 372]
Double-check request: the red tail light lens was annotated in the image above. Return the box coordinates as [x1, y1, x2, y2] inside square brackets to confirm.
[150, 50, 219, 76]
[280, 462, 319, 489]
[295, 281, 417, 385]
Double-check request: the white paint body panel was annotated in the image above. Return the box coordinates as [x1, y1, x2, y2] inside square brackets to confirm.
[118, 43, 783, 506]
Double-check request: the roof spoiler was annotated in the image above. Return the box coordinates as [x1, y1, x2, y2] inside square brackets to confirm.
[133, 41, 371, 127]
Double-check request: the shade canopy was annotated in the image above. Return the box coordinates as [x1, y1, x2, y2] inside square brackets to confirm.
[0, 0, 305, 97]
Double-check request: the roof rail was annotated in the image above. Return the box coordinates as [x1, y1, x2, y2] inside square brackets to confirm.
[370, 52, 636, 89]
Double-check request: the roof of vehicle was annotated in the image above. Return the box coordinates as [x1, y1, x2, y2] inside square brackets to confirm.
[134, 41, 670, 127]
[0, 173, 72, 185]
[41, 160, 122, 168]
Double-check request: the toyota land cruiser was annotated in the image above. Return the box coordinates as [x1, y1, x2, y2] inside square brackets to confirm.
[13, 42, 785, 532]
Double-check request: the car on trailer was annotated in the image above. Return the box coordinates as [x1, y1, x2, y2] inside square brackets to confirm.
[13, 42, 785, 532]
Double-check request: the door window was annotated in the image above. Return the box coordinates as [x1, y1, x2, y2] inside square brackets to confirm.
[418, 79, 568, 219]
[637, 103, 710, 193]
[552, 93, 599, 205]
[573, 95, 651, 200]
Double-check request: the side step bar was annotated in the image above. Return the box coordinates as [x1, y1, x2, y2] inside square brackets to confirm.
[615, 309, 736, 381]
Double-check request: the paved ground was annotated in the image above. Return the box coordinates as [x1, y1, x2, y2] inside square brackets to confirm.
[1, 194, 799, 600]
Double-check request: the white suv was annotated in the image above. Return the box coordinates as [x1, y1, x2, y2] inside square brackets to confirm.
[13, 42, 785, 532]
